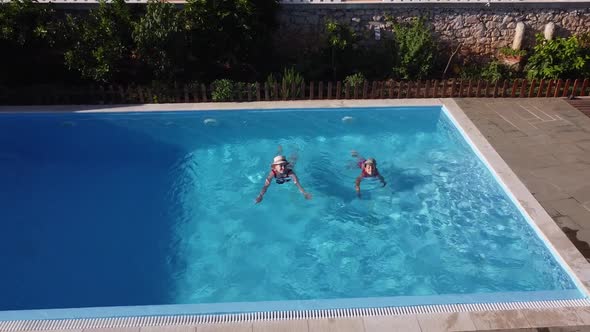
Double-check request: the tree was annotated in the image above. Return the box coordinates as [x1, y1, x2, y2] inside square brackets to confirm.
[63, 0, 135, 83]
[182, 0, 279, 81]
[0, 0, 61, 85]
[132, 0, 184, 81]
[391, 18, 435, 80]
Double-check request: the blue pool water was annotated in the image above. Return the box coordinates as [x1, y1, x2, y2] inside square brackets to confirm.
[0, 107, 583, 317]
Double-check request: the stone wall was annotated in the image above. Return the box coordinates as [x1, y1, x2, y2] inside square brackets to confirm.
[275, 3, 590, 61]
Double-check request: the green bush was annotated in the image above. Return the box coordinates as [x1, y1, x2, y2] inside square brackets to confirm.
[391, 18, 435, 80]
[211, 79, 235, 101]
[266, 67, 304, 99]
[344, 73, 366, 87]
[525, 33, 590, 79]
[459, 60, 516, 81]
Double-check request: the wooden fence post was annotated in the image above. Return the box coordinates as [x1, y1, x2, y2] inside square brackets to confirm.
[492, 80, 499, 98]
[201, 84, 208, 102]
[545, 80, 554, 98]
[519, 79, 527, 98]
[319, 82, 324, 99]
[580, 79, 589, 96]
[256, 82, 261, 101]
[282, 81, 288, 100]
[510, 80, 518, 97]
[554, 79, 563, 97]
[571, 79, 580, 97]
[336, 81, 342, 99]
[537, 80, 545, 98]
[344, 82, 350, 99]
[528, 79, 536, 97]
[363, 81, 369, 99]
[432, 80, 438, 98]
[327, 82, 333, 99]
[475, 81, 482, 97]
[501, 80, 508, 97]
[562, 79, 571, 97]
[580, 79, 590, 96]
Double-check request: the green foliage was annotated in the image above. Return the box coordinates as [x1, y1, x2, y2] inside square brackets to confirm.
[344, 73, 366, 87]
[133, 0, 182, 81]
[460, 60, 515, 81]
[211, 79, 235, 101]
[499, 46, 526, 57]
[480, 60, 511, 81]
[280, 67, 304, 98]
[266, 67, 304, 98]
[63, 0, 134, 82]
[391, 18, 435, 80]
[324, 19, 357, 80]
[525, 33, 590, 79]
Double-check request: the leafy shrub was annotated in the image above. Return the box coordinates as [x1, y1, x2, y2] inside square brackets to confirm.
[391, 18, 435, 80]
[460, 60, 516, 81]
[211, 79, 235, 101]
[344, 73, 366, 87]
[481, 60, 516, 81]
[525, 33, 590, 79]
[281, 67, 304, 98]
[266, 67, 304, 99]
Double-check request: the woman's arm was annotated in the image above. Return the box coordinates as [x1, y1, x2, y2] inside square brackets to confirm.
[290, 173, 312, 200]
[255, 172, 274, 203]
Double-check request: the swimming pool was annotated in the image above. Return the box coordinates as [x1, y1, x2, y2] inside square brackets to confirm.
[0, 104, 586, 322]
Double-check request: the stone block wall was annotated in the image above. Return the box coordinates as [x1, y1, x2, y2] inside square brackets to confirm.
[274, 3, 590, 61]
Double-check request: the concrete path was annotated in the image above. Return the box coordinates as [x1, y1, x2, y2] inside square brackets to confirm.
[455, 98, 590, 262]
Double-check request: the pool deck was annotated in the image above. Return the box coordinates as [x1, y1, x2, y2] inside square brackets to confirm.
[3, 99, 590, 332]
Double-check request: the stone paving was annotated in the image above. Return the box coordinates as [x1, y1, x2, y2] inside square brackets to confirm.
[455, 98, 590, 263]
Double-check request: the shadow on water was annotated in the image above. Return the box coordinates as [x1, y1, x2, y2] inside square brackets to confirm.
[307, 157, 358, 204]
[0, 113, 187, 311]
[389, 167, 429, 193]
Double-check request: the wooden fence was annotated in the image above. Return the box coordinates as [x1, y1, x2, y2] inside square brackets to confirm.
[2, 78, 589, 105]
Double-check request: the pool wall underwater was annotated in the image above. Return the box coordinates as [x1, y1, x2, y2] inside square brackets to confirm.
[1, 99, 589, 326]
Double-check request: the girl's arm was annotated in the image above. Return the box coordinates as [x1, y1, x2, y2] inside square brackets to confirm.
[290, 173, 312, 200]
[378, 174, 386, 187]
[255, 172, 274, 203]
[355, 176, 363, 197]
